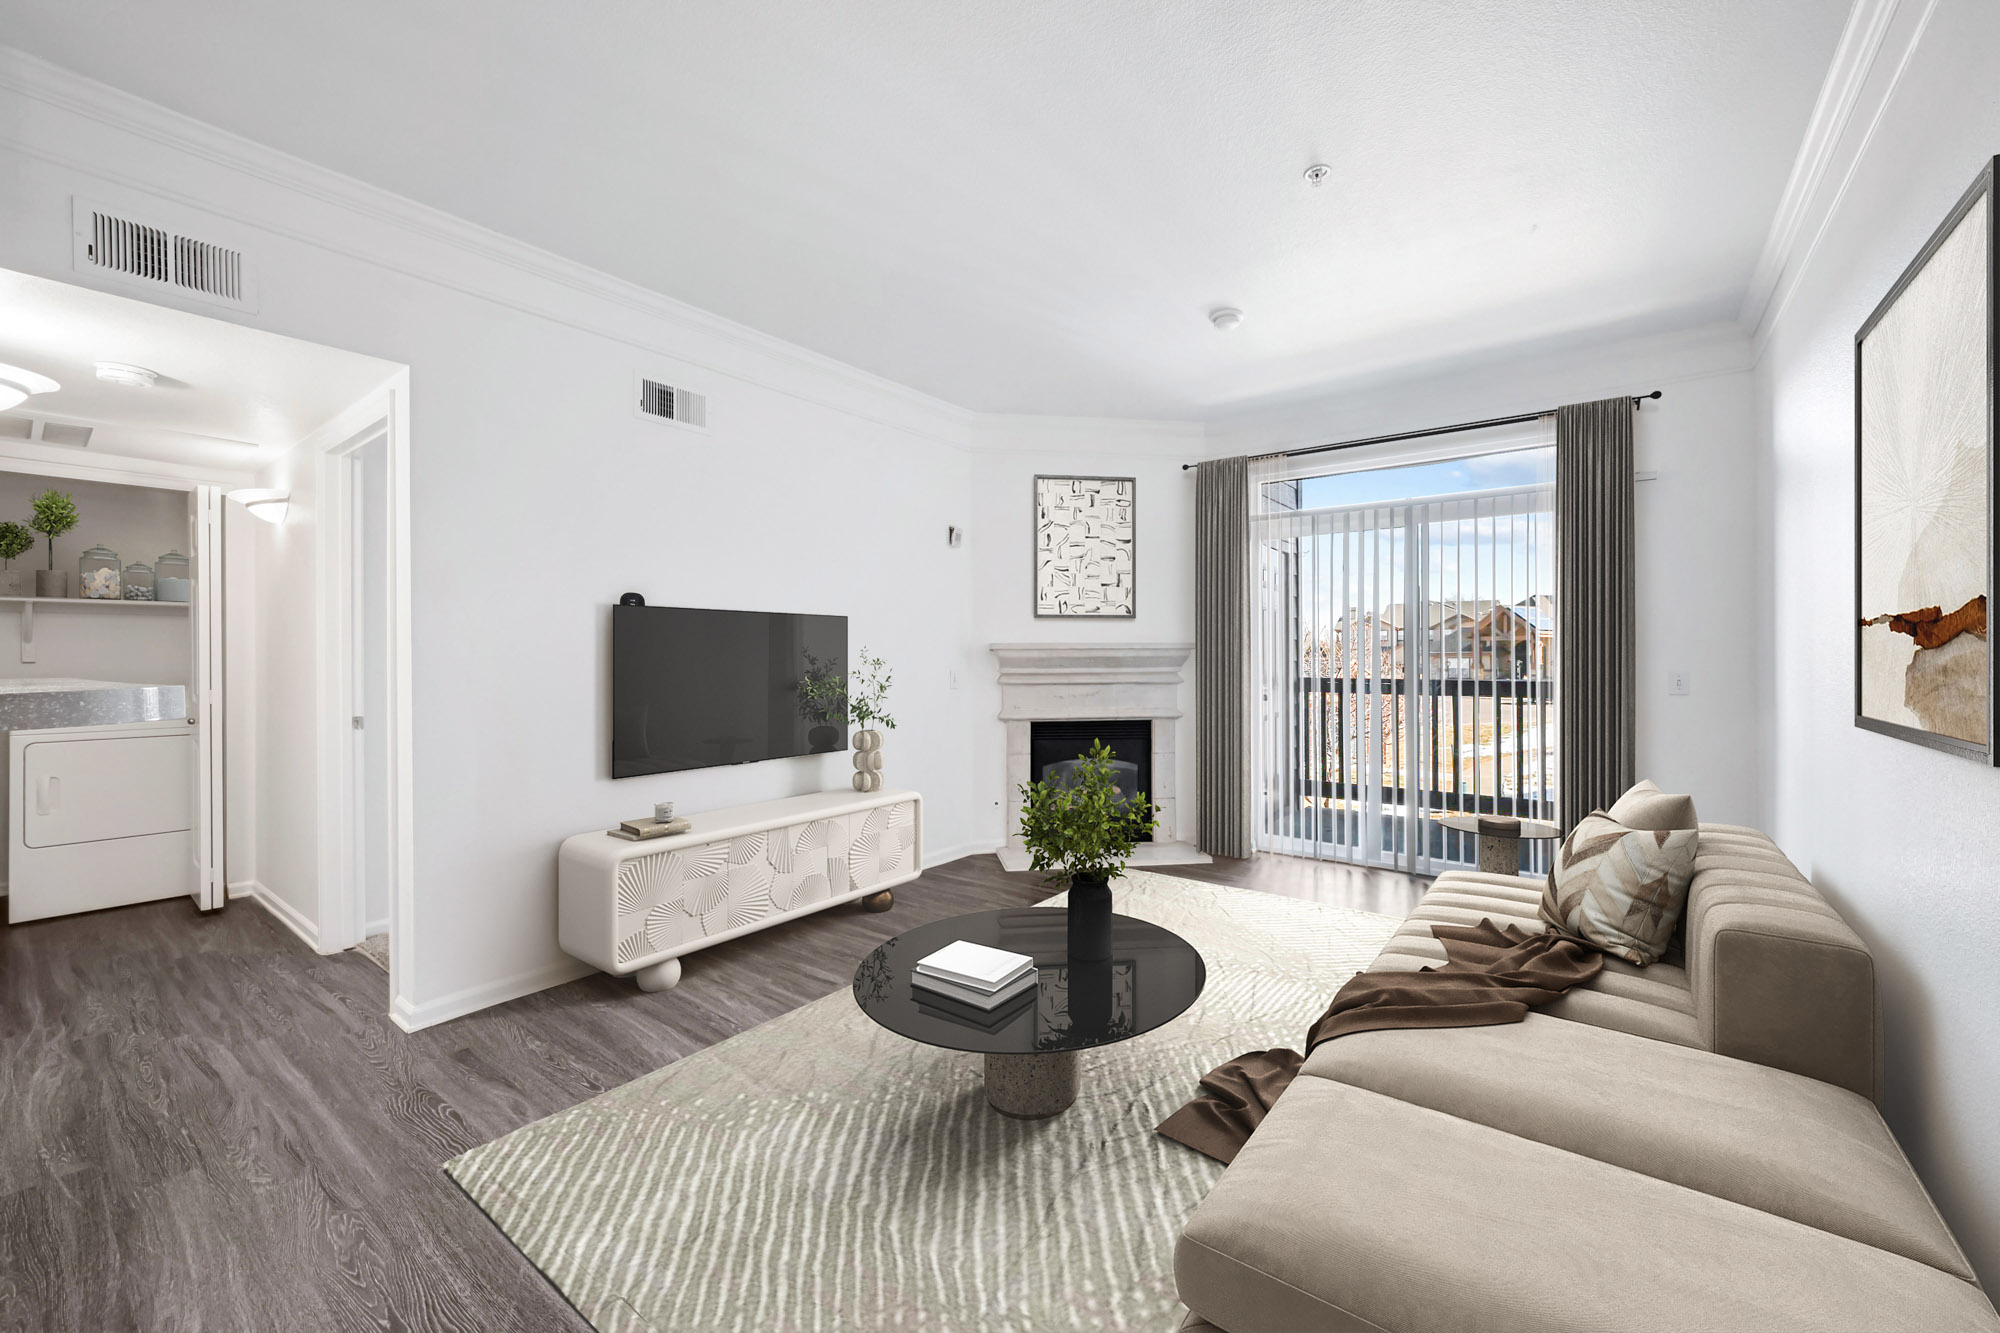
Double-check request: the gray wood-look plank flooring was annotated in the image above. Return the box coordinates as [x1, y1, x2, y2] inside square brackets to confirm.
[0, 852, 1422, 1332]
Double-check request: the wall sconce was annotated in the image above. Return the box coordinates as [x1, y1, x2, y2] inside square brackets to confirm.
[227, 488, 291, 525]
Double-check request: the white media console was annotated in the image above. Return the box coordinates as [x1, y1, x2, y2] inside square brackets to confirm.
[558, 788, 922, 991]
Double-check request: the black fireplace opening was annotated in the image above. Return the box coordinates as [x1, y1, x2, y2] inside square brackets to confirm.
[1030, 719, 1153, 841]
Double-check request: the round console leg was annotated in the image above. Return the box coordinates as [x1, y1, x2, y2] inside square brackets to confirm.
[984, 1050, 1080, 1118]
[860, 889, 894, 912]
[634, 957, 682, 992]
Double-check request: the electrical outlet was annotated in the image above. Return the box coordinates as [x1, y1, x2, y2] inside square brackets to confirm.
[1668, 669, 1691, 696]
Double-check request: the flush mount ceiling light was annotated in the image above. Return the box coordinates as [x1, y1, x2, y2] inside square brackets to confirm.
[0, 363, 60, 413]
[1303, 163, 1332, 187]
[1209, 306, 1244, 332]
[227, 488, 290, 525]
[94, 362, 160, 388]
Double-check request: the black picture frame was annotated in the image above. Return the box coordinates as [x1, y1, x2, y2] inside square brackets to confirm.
[1032, 475, 1137, 619]
[1853, 156, 1998, 764]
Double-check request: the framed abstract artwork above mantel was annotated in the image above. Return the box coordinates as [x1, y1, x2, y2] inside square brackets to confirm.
[1034, 475, 1136, 618]
[1854, 156, 1998, 763]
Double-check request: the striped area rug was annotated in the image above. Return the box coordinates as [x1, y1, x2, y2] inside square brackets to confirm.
[446, 871, 1397, 1333]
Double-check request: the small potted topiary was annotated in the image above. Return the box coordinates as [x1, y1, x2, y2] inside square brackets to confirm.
[29, 489, 79, 598]
[0, 521, 32, 597]
[1018, 739, 1159, 961]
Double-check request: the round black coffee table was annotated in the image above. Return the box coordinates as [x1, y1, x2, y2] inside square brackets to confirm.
[852, 907, 1207, 1118]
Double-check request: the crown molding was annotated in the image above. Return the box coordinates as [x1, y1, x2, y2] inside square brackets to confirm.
[1205, 320, 1754, 458]
[1740, 0, 1940, 351]
[967, 414, 1209, 459]
[0, 46, 977, 450]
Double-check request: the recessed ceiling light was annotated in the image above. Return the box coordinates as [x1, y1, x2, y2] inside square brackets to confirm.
[1304, 163, 1332, 188]
[94, 362, 160, 388]
[0, 363, 60, 413]
[1209, 307, 1244, 332]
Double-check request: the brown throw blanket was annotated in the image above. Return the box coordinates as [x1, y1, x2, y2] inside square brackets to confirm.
[1156, 919, 1604, 1163]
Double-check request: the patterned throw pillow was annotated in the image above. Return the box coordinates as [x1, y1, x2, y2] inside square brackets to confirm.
[1539, 813, 1699, 966]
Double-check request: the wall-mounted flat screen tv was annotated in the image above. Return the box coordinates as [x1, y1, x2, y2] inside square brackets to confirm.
[612, 604, 849, 778]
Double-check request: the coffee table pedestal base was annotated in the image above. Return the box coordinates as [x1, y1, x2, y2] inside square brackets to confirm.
[984, 1050, 1079, 1119]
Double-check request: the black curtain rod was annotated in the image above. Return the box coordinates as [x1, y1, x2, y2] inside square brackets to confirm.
[1179, 390, 1663, 470]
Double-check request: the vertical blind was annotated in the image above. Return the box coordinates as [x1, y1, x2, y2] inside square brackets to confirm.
[1250, 428, 1559, 875]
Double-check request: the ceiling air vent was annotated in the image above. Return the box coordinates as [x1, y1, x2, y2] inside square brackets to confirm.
[72, 197, 257, 311]
[636, 376, 708, 430]
[0, 416, 32, 441]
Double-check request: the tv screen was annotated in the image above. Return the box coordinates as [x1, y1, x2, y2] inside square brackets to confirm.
[612, 604, 849, 778]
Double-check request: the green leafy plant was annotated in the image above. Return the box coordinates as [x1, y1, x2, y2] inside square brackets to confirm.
[1017, 740, 1159, 885]
[0, 521, 31, 567]
[846, 647, 896, 731]
[797, 650, 846, 725]
[29, 489, 78, 569]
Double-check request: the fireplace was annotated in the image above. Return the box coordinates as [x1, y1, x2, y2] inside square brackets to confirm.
[991, 642, 1208, 871]
[1030, 719, 1153, 841]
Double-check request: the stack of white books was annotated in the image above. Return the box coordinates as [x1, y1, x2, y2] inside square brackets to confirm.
[912, 940, 1037, 1009]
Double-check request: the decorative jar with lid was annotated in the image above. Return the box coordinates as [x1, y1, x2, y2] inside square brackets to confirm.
[122, 561, 155, 600]
[155, 550, 190, 603]
[79, 544, 120, 599]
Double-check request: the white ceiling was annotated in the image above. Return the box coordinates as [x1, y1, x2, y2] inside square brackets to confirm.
[7, 2, 1848, 418]
[0, 268, 399, 471]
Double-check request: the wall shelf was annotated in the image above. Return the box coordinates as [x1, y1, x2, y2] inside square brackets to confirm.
[2, 596, 189, 664]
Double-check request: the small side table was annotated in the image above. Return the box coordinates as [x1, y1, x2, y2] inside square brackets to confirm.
[1435, 814, 1561, 876]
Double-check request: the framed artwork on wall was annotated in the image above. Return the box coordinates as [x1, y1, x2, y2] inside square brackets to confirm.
[1034, 475, 1136, 618]
[1854, 156, 1997, 762]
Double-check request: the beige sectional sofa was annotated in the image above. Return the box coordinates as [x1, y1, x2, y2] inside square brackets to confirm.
[1173, 824, 1998, 1332]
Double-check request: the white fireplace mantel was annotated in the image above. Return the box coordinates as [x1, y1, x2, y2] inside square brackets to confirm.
[989, 642, 1209, 872]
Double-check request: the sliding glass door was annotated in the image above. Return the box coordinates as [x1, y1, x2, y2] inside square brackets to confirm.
[1252, 444, 1558, 875]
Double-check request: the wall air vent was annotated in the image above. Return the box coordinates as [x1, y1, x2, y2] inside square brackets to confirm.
[40, 422, 93, 448]
[636, 376, 709, 431]
[72, 197, 257, 311]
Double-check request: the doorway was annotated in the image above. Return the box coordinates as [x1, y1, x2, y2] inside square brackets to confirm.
[1252, 431, 1561, 875]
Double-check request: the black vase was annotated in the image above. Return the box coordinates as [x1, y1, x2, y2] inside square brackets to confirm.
[1066, 872, 1113, 962]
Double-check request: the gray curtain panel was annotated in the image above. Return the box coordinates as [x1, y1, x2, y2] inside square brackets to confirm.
[1555, 398, 1636, 832]
[1196, 457, 1252, 857]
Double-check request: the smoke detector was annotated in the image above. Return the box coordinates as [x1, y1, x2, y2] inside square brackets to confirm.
[1304, 163, 1332, 188]
[94, 362, 159, 388]
[1209, 307, 1244, 332]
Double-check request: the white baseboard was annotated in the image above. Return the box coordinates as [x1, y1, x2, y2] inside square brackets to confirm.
[925, 839, 1004, 867]
[390, 956, 595, 1034]
[239, 880, 319, 951]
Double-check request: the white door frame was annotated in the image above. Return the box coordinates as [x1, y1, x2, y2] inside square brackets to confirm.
[312, 373, 415, 1022]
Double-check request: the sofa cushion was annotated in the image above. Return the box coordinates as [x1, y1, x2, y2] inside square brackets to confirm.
[1540, 811, 1699, 964]
[1607, 777, 1699, 831]
[1299, 1016, 1974, 1281]
[1176, 1076, 1999, 1333]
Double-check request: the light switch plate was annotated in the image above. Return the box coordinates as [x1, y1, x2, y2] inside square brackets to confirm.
[1668, 669, 1691, 696]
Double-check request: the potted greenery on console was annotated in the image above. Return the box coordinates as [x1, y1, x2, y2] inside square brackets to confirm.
[798, 645, 899, 790]
[0, 521, 32, 597]
[1018, 740, 1159, 961]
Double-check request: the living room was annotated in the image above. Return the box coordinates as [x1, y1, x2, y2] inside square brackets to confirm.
[1, 2, 1996, 1330]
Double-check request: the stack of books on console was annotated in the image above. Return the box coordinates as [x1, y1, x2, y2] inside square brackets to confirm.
[912, 940, 1037, 1009]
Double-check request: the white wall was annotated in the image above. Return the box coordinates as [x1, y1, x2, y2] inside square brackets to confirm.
[1209, 322, 1766, 826]
[966, 418, 1208, 850]
[0, 471, 192, 684]
[1755, 0, 2000, 1287]
[0, 49, 985, 1026]
[247, 440, 319, 935]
